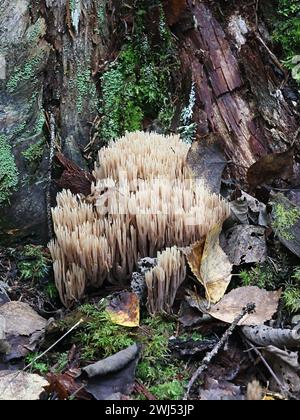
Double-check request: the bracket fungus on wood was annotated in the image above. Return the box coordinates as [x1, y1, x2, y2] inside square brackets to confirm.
[49, 132, 230, 307]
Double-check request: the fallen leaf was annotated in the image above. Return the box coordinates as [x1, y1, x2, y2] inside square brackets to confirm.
[0, 371, 48, 400]
[247, 148, 294, 191]
[0, 301, 46, 361]
[187, 225, 232, 303]
[207, 286, 281, 326]
[185, 239, 205, 283]
[199, 378, 244, 401]
[223, 225, 267, 265]
[186, 135, 227, 194]
[45, 371, 91, 400]
[106, 291, 140, 327]
[82, 344, 140, 400]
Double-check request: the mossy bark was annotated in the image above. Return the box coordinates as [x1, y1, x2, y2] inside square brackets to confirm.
[0, 0, 298, 245]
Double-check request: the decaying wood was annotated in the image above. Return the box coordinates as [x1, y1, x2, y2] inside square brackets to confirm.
[170, 1, 298, 179]
[55, 153, 95, 196]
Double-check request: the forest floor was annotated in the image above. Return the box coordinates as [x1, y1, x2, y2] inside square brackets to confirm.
[1, 159, 300, 400]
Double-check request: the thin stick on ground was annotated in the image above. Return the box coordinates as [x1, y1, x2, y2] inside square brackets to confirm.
[1, 318, 84, 397]
[244, 339, 290, 397]
[23, 318, 84, 371]
[184, 303, 256, 400]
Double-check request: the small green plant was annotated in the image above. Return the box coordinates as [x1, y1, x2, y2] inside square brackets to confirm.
[18, 245, 51, 282]
[25, 353, 50, 374]
[178, 83, 197, 144]
[273, 0, 300, 84]
[178, 331, 204, 341]
[22, 140, 44, 165]
[240, 264, 277, 289]
[150, 380, 185, 400]
[99, 5, 177, 143]
[44, 281, 59, 301]
[53, 352, 69, 373]
[283, 285, 300, 314]
[272, 202, 300, 240]
[0, 134, 19, 205]
[282, 267, 300, 313]
[76, 303, 135, 360]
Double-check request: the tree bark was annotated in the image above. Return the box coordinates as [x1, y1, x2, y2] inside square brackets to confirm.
[0, 0, 298, 245]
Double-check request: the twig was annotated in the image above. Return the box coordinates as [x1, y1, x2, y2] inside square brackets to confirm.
[244, 339, 290, 397]
[23, 318, 84, 371]
[184, 303, 256, 399]
[1, 318, 84, 397]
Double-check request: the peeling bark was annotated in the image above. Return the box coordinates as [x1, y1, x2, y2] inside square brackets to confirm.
[0, 0, 299, 245]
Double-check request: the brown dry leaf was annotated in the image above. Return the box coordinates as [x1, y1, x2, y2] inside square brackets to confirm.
[185, 239, 205, 283]
[106, 291, 140, 327]
[0, 301, 47, 360]
[247, 148, 294, 191]
[201, 224, 232, 303]
[186, 135, 227, 194]
[186, 224, 232, 304]
[45, 371, 91, 400]
[208, 286, 281, 326]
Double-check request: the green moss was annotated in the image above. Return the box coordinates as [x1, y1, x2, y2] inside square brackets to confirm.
[72, 67, 98, 114]
[7, 52, 44, 93]
[273, 0, 300, 83]
[22, 139, 44, 164]
[150, 380, 185, 400]
[282, 267, 300, 313]
[0, 134, 19, 205]
[75, 303, 185, 399]
[76, 303, 136, 360]
[18, 245, 51, 282]
[283, 285, 300, 314]
[240, 264, 277, 289]
[99, 5, 177, 143]
[26, 18, 45, 44]
[272, 202, 300, 240]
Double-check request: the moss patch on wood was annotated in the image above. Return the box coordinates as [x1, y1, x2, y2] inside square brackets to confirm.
[99, 4, 178, 143]
[0, 134, 19, 205]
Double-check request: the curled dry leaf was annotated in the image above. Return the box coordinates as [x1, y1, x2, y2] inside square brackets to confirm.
[83, 344, 140, 400]
[106, 291, 140, 328]
[207, 286, 281, 326]
[186, 224, 232, 304]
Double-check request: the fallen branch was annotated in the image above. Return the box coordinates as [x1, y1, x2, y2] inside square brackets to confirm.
[184, 303, 256, 399]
